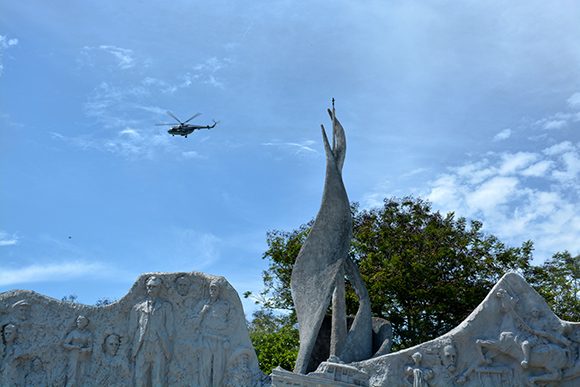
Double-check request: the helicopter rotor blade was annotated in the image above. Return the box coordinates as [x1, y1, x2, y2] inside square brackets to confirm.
[183, 113, 202, 124]
[166, 111, 182, 124]
[155, 123, 176, 126]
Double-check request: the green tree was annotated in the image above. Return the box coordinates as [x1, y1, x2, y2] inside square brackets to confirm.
[250, 197, 535, 352]
[528, 251, 579, 321]
[247, 309, 299, 375]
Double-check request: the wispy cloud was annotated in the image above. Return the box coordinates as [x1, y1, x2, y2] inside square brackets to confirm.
[0, 261, 112, 286]
[0, 34, 19, 77]
[0, 230, 18, 246]
[191, 57, 231, 89]
[534, 91, 580, 130]
[51, 127, 176, 160]
[80, 45, 136, 70]
[493, 128, 512, 141]
[182, 150, 206, 159]
[261, 140, 318, 155]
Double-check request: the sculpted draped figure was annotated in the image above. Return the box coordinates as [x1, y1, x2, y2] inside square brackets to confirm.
[62, 315, 93, 387]
[130, 275, 175, 387]
[194, 278, 232, 387]
[291, 101, 372, 374]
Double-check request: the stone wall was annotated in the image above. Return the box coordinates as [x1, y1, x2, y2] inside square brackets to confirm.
[0, 272, 264, 387]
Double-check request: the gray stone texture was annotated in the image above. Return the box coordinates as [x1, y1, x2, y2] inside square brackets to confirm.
[352, 272, 580, 386]
[291, 106, 373, 374]
[0, 272, 264, 387]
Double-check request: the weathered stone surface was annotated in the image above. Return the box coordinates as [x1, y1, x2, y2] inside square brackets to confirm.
[0, 272, 265, 386]
[291, 104, 373, 373]
[272, 360, 370, 387]
[352, 272, 580, 387]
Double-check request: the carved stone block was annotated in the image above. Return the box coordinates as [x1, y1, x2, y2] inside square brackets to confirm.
[0, 272, 264, 387]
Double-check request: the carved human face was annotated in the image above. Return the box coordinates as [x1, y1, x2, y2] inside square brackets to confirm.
[146, 277, 162, 297]
[411, 352, 422, 365]
[531, 308, 542, 319]
[76, 315, 89, 329]
[443, 345, 457, 371]
[3, 324, 17, 344]
[14, 304, 31, 321]
[104, 334, 121, 356]
[175, 276, 190, 296]
[209, 283, 220, 301]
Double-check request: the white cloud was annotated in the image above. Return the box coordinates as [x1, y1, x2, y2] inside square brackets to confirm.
[424, 142, 580, 261]
[0, 230, 18, 246]
[191, 57, 231, 89]
[52, 127, 175, 160]
[0, 261, 110, 286]
[0, 35, 18, 48]
[182, 150, 206, 159]
[543, 119, 567, 130]
[498, 152, 538, 175]
[465, 176, 519, 213]
[0, 34, 19, 77]
[521, 160, 553, 177]
[567, 92, 580, 109]
[552, 151, 580, 184]
[493, 128, 512, 141]
[81, 45, 136, 70]
[543, 141, 575, 156]
[262, 140, 318, 155]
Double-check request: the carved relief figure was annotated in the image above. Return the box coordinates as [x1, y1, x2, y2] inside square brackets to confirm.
[441, 343, 457, 373]
[175, 275, 191, 297]
[195, 278, 232, 387]
[1, 323, 20, 385]
[103, 333, 121, 357]
[63, 315, 93, 387]
[12, 299, 31, 322]
[94, 333, 130, 386]
[225, 352, 254, 387]
[130, 275, 175, 387]
[405, 352, 433, 387]
[24, 357, 47, 386]
[172, 275, 206, 385]
[476, 331, 570, 385]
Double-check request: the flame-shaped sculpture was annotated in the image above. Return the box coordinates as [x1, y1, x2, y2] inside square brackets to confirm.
[291, 103, 372, 374]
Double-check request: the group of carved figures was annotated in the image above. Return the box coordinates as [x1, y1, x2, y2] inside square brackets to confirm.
[468, 288, 580, 385]
[398, 288, 580, 387]
[0, 275, 255, 387]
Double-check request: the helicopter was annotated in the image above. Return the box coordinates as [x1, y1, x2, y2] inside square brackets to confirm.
[157, 111, 218, 138]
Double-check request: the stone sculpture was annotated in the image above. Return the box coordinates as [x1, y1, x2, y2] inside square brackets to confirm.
[62, 315, 93, 387]
[405, 352, 433, 387]
[291, 101, 372, 374]
[130, 275, 175, 386]
[350, 272, 580, 387]
[0, 272, 264, 386]
[1, 322, 20, 385]
[196, 278, 232, 387]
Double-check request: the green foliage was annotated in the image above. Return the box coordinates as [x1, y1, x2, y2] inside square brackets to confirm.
[61, 294, 78, 304]
[248, 310, 299, 374]
[250, 196, 537, 352]
[527, 251, 580, 321]
[351, 197, 533, 349]
[95, 297, 116, 307]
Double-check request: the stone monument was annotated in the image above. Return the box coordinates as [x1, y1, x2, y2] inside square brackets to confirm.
[271, 103, 580, 387]
[291, 101, 374, 374]
[0, 272, 265, 386]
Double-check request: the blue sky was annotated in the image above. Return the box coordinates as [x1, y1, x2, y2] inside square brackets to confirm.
[1, 1, 579, 314]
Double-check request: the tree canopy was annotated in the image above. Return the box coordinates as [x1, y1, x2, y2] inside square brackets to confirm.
[247, 197, 578, 374]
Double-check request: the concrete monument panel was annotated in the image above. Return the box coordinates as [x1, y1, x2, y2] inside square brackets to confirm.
[0, 272, 265, 387]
